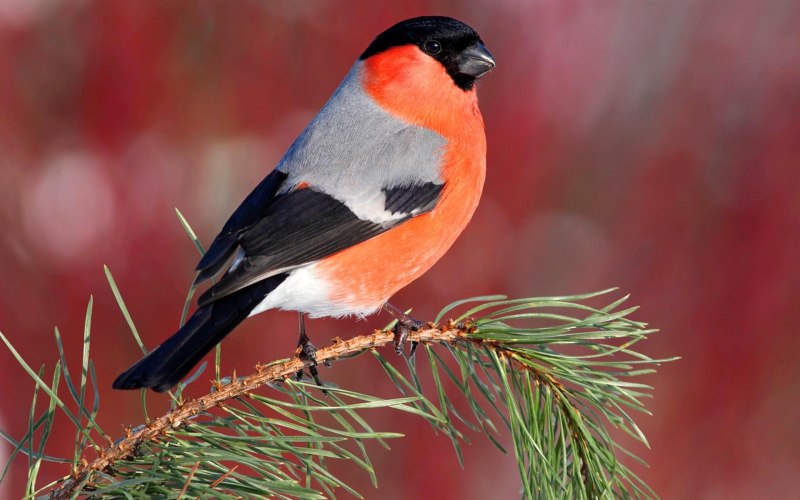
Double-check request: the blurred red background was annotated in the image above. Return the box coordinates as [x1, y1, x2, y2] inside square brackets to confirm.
[1, 1, 799, 498]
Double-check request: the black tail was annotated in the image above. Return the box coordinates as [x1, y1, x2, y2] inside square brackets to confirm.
[112, 275, 287, 392]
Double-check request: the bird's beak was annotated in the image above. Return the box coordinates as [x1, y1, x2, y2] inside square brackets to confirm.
[458, 42, 496, 79]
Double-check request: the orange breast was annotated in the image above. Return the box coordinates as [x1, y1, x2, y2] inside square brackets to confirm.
[314, 46, 487, 311]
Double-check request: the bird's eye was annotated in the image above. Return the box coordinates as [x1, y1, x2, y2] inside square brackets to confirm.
[423, 40, 442, 55]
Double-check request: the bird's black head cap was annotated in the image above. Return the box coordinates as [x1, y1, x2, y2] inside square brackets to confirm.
[360, 16, 494, 91]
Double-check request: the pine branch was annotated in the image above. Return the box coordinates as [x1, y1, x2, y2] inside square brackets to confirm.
[0, 292, 666, 498]
[1, 289, 670, 499]
[0, 212, 673, 498]
[49, 324, 469, 499]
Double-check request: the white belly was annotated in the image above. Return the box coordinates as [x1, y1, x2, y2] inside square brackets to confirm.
[247, 263, 381, 319]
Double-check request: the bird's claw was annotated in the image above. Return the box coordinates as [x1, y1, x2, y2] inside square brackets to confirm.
[392, 317, 424, 357]
[296, 337, 328, 393]
[297, 338, 318, 365]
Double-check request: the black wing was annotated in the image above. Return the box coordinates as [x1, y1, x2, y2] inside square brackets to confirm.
[195, 170, 289, 283]
[196, 178, 444, 307]
[383, 182, 442, 215]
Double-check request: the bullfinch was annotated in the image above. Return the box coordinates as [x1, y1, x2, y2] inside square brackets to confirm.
[113, 16, 495, 392]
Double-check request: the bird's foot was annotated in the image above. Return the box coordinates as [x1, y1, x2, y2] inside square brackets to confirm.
[384, 303, 424, 357]
[393, 319, 423, 357]
[296, 339, 325, 386]
[295, 313, 329, 393]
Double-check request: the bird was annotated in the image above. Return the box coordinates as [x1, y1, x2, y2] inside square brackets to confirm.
[112, 16, 495, 392]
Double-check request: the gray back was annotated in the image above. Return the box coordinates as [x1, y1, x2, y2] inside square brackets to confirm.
[276, 62, 446, 221]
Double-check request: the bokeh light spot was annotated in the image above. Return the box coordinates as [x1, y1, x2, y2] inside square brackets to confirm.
[21, 151, 115, 266]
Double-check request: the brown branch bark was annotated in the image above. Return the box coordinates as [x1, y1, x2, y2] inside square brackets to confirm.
[49, 324, 469, 499]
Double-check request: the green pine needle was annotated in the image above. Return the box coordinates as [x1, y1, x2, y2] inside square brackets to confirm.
[0, 212, 672, 499]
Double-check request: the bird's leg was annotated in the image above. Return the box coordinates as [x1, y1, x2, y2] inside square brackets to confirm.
[383, 302, 424, 356]
[295, 312, 329, 390]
